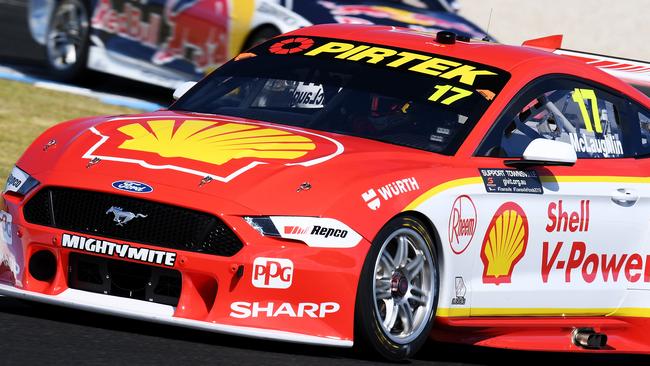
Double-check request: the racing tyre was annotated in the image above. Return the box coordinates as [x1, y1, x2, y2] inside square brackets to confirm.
[45, 0, 90, 81]
[355, 216, 439, 361]
[243, 27, 280, 51]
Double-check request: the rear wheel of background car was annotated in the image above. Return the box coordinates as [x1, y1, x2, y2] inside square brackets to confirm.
[242, 26, 281, 51]
[355, 216, 439, 361]
[45, 0, 90, 81]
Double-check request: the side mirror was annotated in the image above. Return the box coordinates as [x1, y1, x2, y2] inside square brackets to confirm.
[505, 138, 577, 168]
[173, 81, 197, 101]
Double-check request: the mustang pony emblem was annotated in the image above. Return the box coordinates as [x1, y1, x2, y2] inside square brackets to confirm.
[106, 206, 147, 226]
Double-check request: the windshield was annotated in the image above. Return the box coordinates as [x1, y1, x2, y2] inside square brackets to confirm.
[171, 36, 510, 155]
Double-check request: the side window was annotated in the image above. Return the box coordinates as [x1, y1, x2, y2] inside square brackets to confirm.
[638, 108, 650, 152]
[479, 79, 630, 159]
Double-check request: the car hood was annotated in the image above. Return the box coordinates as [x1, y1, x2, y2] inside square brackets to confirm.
[293, 0, 487, 39]
[18, 111, 445, 216]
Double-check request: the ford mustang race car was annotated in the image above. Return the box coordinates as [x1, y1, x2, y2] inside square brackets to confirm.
[27, 0, 479, 88]
[4, 24, 650, 361]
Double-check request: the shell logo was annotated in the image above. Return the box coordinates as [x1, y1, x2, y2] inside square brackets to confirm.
[85, 118, 342, 182]
[480, 202, 529, 285]
[116, 120, 316, 165]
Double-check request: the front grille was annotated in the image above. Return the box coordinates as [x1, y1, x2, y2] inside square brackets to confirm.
[68, 252, 182, 306]
[24, 187, 243, 257]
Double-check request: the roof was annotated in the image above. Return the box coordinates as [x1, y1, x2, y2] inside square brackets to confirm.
[285, 24, 650, 107]
[288, 24, 562, 72]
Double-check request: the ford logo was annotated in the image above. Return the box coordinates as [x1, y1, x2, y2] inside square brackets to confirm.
[111, 181, 153, 194]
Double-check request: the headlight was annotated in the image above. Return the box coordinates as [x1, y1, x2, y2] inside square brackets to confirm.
[243, 216, 362, 248]
[244, 216, 281, 237]
[4, 166, 40, 195]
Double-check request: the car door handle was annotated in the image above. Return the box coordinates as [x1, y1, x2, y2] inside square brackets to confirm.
[611, 188, 639, 205]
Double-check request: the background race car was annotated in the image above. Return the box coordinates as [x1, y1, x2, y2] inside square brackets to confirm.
[27, 0, 485, 88]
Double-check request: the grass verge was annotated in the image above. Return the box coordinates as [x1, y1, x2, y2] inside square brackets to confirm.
[0, 79, 138, 182]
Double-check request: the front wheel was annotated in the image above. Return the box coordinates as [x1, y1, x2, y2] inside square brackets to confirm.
[45, 0, 90, 81]
[355, 216, 439, 361]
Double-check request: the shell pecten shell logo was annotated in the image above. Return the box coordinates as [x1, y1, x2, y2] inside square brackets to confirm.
[480, 202, 529, 285]
[85, 118, 342, 182]
[117, 120, 316, 165]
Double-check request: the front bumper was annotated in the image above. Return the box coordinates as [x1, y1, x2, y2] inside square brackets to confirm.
[0, 283, 352, 347]
[1, 186, 369, 347]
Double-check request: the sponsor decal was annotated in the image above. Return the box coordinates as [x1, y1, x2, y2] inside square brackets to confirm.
[479, 168, 543, 194]
[84, 118, 342, 183]
[0, 211, 19, 278]
[229, 301, 340, 318]
[310, 225, 348, 238]
[106, 206, 147, 226]
[292, 82, 325, 108]
[317, 1, 481, 37]
[158, 0, 228, 71]
[5, 174, 22, 191]
[62, 233, 176, 267]
[480, 202, 529, 284]
[92, 0, 231, 72]
[448, 195, 477, 254]
[267, 36, 509, 107]
[0, 211, 12, 247]
[269, 37, 315, 55]
[111, 180, 154, 194]
[540, 199, 649, 284]
[452, 276, 466, 305]
[542, 242, 650, 284]
[4, 166, 30, 194]
[270, 217, 362, 248]
[546, 200, 590, 233]
[91, 0, 163, 47]
[302, 42, 496, 88]
[569, 133, 623, 158]
[252, 258, 293, 289]
[362, 177, 420, 211]
[283, 225, 348, 239]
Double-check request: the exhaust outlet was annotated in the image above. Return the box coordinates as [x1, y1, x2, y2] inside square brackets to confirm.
[572, 328, 607, 349]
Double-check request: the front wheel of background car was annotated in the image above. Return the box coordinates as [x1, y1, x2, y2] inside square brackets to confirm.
[45, 0, 90, 81]
[354, 216, 439, 361]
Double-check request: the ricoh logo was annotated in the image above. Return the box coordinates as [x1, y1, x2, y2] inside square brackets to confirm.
[252, 258, 293, 289]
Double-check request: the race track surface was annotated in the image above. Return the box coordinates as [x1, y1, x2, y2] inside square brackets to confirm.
[0, 296, 647, 366]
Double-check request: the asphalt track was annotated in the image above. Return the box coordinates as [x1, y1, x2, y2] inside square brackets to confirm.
[1, 2, 650, 365]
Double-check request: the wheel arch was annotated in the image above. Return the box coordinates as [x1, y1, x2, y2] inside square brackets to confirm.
[401, 210, 445, 272]
[240, 24, 281, 52]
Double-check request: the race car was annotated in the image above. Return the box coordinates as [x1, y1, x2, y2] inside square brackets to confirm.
[4, 23, 650, 361]
[27, 0, 481, 89]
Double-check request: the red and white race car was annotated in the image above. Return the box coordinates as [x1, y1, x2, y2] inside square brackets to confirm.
[3, 24, 650, 361]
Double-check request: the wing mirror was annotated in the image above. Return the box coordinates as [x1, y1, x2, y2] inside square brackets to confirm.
[173, 81, 197, 101]
[505, 138, 577, 168]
